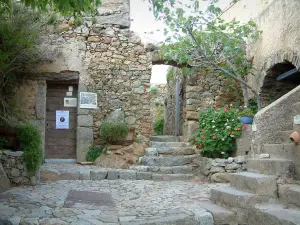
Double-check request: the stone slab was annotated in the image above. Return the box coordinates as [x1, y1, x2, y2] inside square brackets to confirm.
[278, 184, 300, 208]
[210, 186, 257, 209]
[247, 159, 295, 178]
[158, 147, 195, 155]
[90, 169, 108, 180]
[107, 169, 120, 180]
[229, 172, 277, 196]
[141, 155, 197, 167]
[136, 172, 152, 180]
[0, 163, 10, 194]
[149, 142, 190, 148]
[149, 136, 181, 142]
[119, 170, 137, 180]
[249, 203, 300, 225]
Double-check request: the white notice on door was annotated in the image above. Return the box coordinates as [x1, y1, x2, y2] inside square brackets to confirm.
[56, 110, 69, 129]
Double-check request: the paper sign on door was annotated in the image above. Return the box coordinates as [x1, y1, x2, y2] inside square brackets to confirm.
[56, 110, 69, 129]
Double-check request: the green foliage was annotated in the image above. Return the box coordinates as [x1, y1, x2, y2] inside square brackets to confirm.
[86, 145, 103, 162]
[100, 122, 129, 144]
[150, 87, 158, 95]
[18, 123, 43, 174]
[148, 0, 261, 108]
[238, 108, 254, 117]
[47, 13, 58, 25]
[0, 0, 102, 17]
[153, 119, 164, 135]
[0, 136, 7, 149]
[248, 98, 258, 114]
[0, 3, 42, 123]
[190, 105, 245, 158]
[166, 67, 175, 81]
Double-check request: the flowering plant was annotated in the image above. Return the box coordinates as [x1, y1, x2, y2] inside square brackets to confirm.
[190, 105, 245, 158]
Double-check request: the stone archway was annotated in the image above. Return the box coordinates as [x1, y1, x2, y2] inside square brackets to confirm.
[259, 52, 300, 107]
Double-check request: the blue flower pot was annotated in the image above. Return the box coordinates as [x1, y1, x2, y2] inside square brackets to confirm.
[240, 116, 253, 124]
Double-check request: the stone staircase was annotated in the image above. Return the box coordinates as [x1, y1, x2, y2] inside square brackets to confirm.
[40, 136, 198, 182]
[130, 135, 198, 180]
[202, 101, 300, 224]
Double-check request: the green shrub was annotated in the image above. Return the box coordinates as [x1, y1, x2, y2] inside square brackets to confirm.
[18, 123, 43, 174]
[86, 145, 103, 162]
[154, 119, 164, 135]
[100, 122, 129, 144]
[238, 108, 254, 117]
[0, 136, 7, 149]
[190, 106, 245, 159]
[150, 87, 158, 95]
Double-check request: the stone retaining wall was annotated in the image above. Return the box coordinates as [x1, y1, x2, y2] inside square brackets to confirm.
[200, 156, 247, 182]
[0, 150, 36, 186]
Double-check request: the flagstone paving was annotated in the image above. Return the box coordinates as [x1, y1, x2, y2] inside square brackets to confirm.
[0, 180, 223, 225]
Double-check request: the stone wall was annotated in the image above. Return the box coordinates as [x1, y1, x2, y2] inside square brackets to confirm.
[18, 0, 153, 161]
[200, 156, 247, 182]
[183, 69, 242, 139]
[0, 150, 36, 186]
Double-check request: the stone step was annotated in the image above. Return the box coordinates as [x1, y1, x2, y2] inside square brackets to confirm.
[229, 172, 277, 197]
[278, 130, 294, 144]
[278, 184, 300, 208]
[40, 166, 195, 182]
[129, 165, 195, 174]
[141, 155, 197, 167]
[152, 173, 194, 181]
[149, 141, 190, 148]
[292, 102, 300, 115]
[249, 203, 300, 225]
[263, 143, 295, 160]
[145, 147, 195, 156]
[150, 136, 181, 142]
[197, 201, 237, 225]
[210, 185, 259, 209]
[247, 158, 295, 178]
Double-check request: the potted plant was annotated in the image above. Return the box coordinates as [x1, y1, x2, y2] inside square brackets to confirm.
[238, 108, 254, 124]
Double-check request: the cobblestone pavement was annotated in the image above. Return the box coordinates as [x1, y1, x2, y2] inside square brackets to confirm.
[0, 180, 224, 225]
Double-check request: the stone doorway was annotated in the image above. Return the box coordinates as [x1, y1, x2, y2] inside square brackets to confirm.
[261, 60, 300, 107]
[45, 81, 78, 159]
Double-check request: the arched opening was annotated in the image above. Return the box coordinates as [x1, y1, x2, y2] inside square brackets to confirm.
[260, 60, 300, 107]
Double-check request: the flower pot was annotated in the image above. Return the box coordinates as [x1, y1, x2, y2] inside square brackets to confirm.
[240, 116, 253, 124]
[290, 131, 300, 144]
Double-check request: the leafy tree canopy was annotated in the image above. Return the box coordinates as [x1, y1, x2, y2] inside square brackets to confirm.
[0, 0, 101, 16]
[147, 0, 262, 108]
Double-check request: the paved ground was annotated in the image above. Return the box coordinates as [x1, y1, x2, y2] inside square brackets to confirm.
[0, 180, 224, 225]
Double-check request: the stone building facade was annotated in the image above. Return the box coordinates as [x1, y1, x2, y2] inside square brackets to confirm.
[17, 0, 153, 162]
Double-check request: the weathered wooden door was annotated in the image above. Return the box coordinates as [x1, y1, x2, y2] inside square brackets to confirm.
[45, 82, 78, 159]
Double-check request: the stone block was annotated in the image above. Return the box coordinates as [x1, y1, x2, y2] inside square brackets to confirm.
[152, 174, 163, 180]
[211, 173, 230, 183]
[185, 121, 198, 139]
[107, 169, 120, 180]
[225, 162, 241, 170]
[162, 174, 193, 181]
[186, 111, 198, 120]
[145, 148, 158, 156]
[141, 155, 196, 167]
[90, 169, 108, 180]
[0, 163, 10, 193]
[210, 166, 225, 173]
[36, 83, 46, 120]
[119, 170, 137, 180]
[79, 170, 90, 180]
[192, 208, 214, 225]
[78, 115, 93, 127]
[10, 168, 20, 177]
[230, 172, 277, 196]
[137, 172, 152, 180]
[76, 127, 93, 162]
[58, 172, 80, 180]
[212, 159, 226, 167]
[157, 167, 173, 174]
[235, 156, 246, 164]
[278, 184, 300, 208]
[172, 166, 193, 174]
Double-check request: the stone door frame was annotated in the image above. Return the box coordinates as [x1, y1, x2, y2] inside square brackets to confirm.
[31, 72, 94, 163]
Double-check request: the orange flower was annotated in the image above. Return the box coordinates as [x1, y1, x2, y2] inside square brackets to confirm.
[201, 135, 205, 139]
[195, 138, 199, 141]
[213, 135, 217, 139]
[231, 132, 235, 135]
[237, 127, 241, 131]
[224, 108, 228, 112]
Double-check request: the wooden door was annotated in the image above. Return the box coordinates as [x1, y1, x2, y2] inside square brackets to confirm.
[45, 83, 78, 159]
